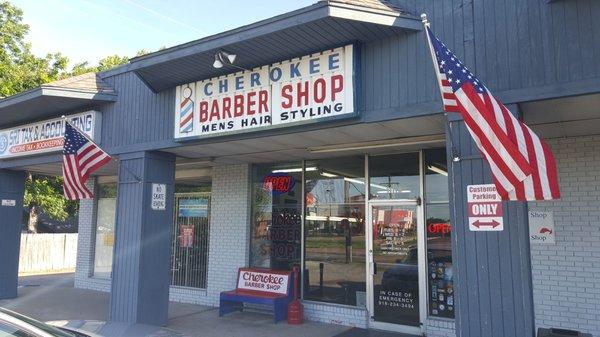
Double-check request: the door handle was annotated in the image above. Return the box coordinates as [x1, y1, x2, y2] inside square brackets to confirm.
[373, 262, 377, 275]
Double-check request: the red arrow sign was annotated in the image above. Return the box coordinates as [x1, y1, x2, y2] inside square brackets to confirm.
[472, 219, 501, 228]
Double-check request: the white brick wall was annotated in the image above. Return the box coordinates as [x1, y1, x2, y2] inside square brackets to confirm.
[202, 163, 252, 306]
[303, 302, 368, 328]
[530, 135, 600, 337]
[74, 179, 102, 290]
[426, 318, 456, 337]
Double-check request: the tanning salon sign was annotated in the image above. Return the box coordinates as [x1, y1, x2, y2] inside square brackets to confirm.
[174, 45, 355, 139]
[0, 111, 100, 159]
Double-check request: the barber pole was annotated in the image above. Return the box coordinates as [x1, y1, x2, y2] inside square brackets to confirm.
[179, 85, 194, 134]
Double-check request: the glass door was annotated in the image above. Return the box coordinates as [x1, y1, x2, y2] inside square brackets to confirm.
[367, 201, 425, 334]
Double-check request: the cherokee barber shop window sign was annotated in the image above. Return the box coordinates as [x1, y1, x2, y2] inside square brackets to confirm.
[174, 45, 356, 139]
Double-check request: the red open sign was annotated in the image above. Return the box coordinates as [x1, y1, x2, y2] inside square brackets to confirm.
[263, 173, 295, 195]
[428, 223, 452, 235]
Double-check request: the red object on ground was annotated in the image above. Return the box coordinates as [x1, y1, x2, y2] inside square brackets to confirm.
[287, 266, 304, 324]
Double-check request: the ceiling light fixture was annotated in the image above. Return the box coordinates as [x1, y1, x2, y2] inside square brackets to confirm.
[175, 158, 215, 167]
[427, 165, 448, 176]
[307, 134, 445, 153]
[272, 167, 317, 173]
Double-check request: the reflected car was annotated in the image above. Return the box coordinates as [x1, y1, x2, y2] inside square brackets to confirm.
[380, 246, 419, 292]
[0, 308, 98, 337]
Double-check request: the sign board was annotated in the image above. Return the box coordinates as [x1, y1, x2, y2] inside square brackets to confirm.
[237, 268, 290, 295]
[529, 211, 555, 244]
[263, 173, 295, 196]
[179, 225, 195, 248]
[178, 198, 208, 217]
[0, 111, 100, 159]
[174, 45, 356, 139]
[1, 199, 16, 207]
[151, 183, 166, 210]
[467, 184, 503, 231]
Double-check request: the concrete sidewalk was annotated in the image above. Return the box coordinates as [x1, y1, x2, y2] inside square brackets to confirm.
[0, 274, 350, 337]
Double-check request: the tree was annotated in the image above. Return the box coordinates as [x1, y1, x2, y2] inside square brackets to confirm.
[0, 1, 68, 98]
[2, 1, 163, 232]
[23, 174, 78, 233]
[70, 54, 129, 76]
[0, 1, 129, 232]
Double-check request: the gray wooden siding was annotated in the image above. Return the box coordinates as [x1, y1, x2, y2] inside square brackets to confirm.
[110, 151, 175, 324]
[94, 0, 600, 151]
[446, 109, 535, 337]
[99, 72, 175, 150]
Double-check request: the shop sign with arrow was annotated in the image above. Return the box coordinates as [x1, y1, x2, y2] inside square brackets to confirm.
[466, 184, 504, 232]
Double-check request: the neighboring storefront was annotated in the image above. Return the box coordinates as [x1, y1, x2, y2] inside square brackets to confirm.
[1, 1, 600, 337]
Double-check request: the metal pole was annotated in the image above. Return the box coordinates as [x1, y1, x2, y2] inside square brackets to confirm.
[300, 160, 306, 299]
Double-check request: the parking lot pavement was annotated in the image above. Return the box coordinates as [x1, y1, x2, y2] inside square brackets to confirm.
[0, 273, 351, 337]
[168, 308, 348, 337]
[18, 272, 75, 288]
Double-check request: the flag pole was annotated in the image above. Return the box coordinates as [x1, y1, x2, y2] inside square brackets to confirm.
[421, 14, 448, 109]
[61, 115, 142, 183]
[420, 14, 461, 163]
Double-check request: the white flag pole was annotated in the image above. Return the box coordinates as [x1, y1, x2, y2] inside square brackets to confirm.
[421, 14, 448, 106]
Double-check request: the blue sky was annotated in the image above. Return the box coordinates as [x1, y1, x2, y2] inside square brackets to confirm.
[11, 0, 316, 66]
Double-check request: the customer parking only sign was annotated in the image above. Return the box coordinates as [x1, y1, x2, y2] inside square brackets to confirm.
[467, 184, 503, 231]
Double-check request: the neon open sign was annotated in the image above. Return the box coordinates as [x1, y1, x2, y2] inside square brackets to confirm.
[263, 173, 295, 195]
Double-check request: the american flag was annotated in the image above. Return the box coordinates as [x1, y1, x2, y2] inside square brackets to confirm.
[62, 122, 112, 200]
[425, 25, 560, 200]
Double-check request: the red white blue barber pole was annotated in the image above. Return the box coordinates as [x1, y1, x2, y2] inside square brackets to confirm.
[179, 85, 194, 134]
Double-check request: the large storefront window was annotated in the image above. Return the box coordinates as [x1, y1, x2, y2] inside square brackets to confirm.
[93, 183, 117, 278]
[250, 163, 302, 270]
[170, 183, 211, 288]
[248, 150, 453, 319]
[424, 149, 453, 319]
[304, 156, 366, 306]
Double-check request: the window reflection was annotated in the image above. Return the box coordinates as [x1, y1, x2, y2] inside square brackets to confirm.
[250, 163, 302, 271]
[369, 153, 420, 200]
[425, 148, 454, 319]
[304, 156, 366, 307]
[425, 149, 449, 203]
[93, 183, 117, 278]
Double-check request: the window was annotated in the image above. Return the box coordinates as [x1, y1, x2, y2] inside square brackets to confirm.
[424, 149, 453, 319]
[250, 163, 302, 270]
[93, 183, 117, 278]
[247, 150, 454, 318]
[304, 156, 366, 306]
[369, 152, 420, 200]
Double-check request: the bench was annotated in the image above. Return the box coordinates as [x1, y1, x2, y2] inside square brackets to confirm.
[219, 268, 293, 323]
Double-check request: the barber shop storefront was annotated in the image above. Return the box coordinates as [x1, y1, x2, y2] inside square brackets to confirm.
[1, 1, 599, 337]
[248, 150, 452, 333]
